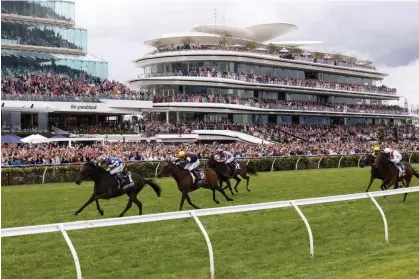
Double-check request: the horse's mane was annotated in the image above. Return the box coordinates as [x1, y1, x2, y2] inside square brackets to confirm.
[83, 161, 109, 175]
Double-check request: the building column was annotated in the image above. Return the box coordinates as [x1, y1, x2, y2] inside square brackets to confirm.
[176, 111, 180, 123]
[166, 111, 169, 123]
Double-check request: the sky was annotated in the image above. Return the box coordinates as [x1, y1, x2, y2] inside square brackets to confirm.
[74, 0, 419, 105]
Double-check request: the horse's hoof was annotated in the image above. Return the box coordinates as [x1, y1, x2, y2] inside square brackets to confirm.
[99, 211, 104, 216]
[247, 189, 251, 192]
[227, 198, 234, 202]
[73, 212, 78, 216]
[214, 200, 220, 204]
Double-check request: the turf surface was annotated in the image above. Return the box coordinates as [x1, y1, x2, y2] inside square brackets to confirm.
[2, 165, 419, 279]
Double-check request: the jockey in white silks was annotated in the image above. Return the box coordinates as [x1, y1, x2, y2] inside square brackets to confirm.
[383, 147, 404, 176]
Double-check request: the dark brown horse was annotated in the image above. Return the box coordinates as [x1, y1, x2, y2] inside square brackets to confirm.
[206, 157, 257, 194]
[360, 154, 406, 192]
[74, 162, 162, 216]
[374, 153, 419, 202]
[157, 160, 233, 210]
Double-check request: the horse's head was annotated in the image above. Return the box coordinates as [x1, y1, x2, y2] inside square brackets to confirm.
[75, 162, 96, 185]
[359, 154, 375, 168]
[206, 156, 218, 168]
[157, 160, 176, 178]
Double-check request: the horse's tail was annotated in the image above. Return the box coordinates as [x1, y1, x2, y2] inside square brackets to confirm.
[144, 179, 162, 197]
[413, 168, 419, 179]
[246, 164, 258, 176]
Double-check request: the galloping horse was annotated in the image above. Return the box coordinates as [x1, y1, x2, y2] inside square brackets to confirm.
[206, 157, 257, 194]
[157, 160, 233, 210]
[360, 154, 406, 192]
[373, 153, 419, 202]
[74, 162, 162, 216]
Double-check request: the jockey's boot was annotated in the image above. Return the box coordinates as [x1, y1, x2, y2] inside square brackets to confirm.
[192, 169, 201, 183]
[116, 173, 125, 187]
[398, 163, 405, 176]
[235, 161, 240, 170]
[226, 163, 233, 174]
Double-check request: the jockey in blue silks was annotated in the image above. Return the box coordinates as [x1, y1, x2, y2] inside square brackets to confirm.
[98, 154, 129, 188]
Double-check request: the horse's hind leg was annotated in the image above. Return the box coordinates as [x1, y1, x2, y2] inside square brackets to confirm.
[73, 193, 95, 216]
[241, 173, 251, 192]
[130, 195, 143, 215]
[210, 184, 234, 202]
[118, 199, 132, 217]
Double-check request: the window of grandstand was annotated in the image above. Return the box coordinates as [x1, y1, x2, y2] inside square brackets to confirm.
[1, 0, 75, 22]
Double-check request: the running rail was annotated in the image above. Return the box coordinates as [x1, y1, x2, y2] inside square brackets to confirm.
[2, 186, 418, 279]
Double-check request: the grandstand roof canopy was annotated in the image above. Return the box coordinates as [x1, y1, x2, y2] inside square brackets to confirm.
[145, 22, 323, 48]
[1, 49, 106, 62]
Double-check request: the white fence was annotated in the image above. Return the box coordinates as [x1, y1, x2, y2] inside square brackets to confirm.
[2, 186, 419, 279]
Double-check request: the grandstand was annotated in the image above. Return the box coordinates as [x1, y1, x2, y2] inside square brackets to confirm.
[1, 1, 418, 165]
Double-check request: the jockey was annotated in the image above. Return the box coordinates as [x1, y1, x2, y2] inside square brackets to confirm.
[216, 149, 240, 172]
[177, 151, 202, 184]
[383, 147, 404, 176]
[101, 155, 127, 187]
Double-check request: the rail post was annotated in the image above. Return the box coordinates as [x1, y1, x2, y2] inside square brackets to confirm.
[291, 201, 314, 257]
[155, 162, 161, 178]
[338, 156, 344, 168]
[408, 153, 413, 164]
[358, 155, 364, 168]
[42, 166, 49, 184]
[295, 157, 301, 171]
[367, 193, 389, 243]
[59, 224, 82, 279]
[271, 158, 277, 172]
[317, 157, 323, 169]
[191, 211, 215, 279]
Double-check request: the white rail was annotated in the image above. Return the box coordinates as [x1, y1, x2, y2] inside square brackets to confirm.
[2, 186, 418, 279]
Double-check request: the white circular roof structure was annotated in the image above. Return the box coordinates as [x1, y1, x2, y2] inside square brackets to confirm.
[191, 25, 255, 39]
[245, 23, 298, 42]
[145, 22, 302, 47]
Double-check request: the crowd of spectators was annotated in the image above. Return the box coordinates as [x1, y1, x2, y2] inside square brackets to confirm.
[152, 44, 377, 70]
[2, 123, 418, 166]
[1, 21, 81, 50]
[1, 65, 145, 102]
[149, 68, 397, 95]
[153, 94, 408, 115]
[1, 1, 72, 21]
[1, 63, 407, 119]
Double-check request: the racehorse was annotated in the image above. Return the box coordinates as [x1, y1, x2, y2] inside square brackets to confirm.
[74, 162, 162, 217]
[206, 157, 257, 194]
[373, 153, 419, 202]
[157, 160, 233, 210]
[360, 154, 406, 192]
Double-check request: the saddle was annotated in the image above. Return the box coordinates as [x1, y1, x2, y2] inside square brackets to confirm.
[227, 162, 240, 174]
[191, 169, 205, 188]
[115, 172, 134, 190]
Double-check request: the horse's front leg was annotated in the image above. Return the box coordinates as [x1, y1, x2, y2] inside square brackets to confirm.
[365, 176, 374, 192]
[223, 177, 234, 196]
[95, 199, 104, 216]
[232, 175, 241, 193]
[73, 193, 95, 216]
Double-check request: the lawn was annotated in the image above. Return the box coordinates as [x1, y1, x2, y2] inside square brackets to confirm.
[2, 166, 419, 279]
